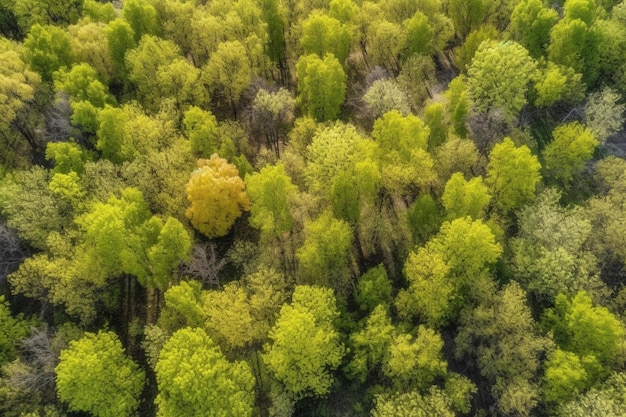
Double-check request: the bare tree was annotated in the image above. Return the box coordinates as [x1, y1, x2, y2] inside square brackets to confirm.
[0, 223, 29, 287]
[181, 243, 226, 288]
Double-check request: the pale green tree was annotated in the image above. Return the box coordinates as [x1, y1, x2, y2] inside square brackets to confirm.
[467, 40, 537, 121]
[300, 12, 352, 64]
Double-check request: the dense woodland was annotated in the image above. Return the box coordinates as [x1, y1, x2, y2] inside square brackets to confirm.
[0, 0, 626, 416]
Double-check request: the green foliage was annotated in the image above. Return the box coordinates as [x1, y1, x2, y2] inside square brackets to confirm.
[542, 291, 625, 369]
[296, 211, 353, 290]
[585, 87, 625, 143]
[486, 138, 541, 213]
[155, 327, 255, 417]
[403, 11, 433, 57]
[508, 0, 558, 58]
[445, 76, 470, 137]
[182, 106, 220, 157]
[246, 162, 297, 236]
[0, 296, 30, 365]
[543, 349, 590, 404]
[263, 285, 344, 399]
[202, 40, 252, 112]
[467, 40, 537, 120]
[454, 25, 499, 73]
[355, 265, 393, 312]
[560, 371, 626, 417]
[534, 63, 586, 107]
[56, 331, 144, 417]
[301, 12, 351, 64]
[543, 122, 598, 183]
[456, 282, 547, 416]
[441, 173, 490, 220]
[371, 388, 456, 417]
[383, 326, 448, 390]
[23, 24, 72, 82]
[122, 0, 158, 42]
[511, 189, 599, 300]
[346, 304, 395, 382]
[296, 53, 346, 121]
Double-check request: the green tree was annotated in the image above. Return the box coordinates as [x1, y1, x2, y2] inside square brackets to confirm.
[454, 25, 499, 73]
[155, 327, 255, 417]
[300, 12, 352, 64]
[448, 0, 489, 39]
[543, 122, 598, 184]
[486, 137, 541, 213]
[0, 296, 30, 366]
[296, 53, 346, 121]
[547, 17, 600, 85]
[456, 282, 547, 416]
[106, 18, 136, 79]
[441, 173, 490, 220]
[543, 349, 590, 404]
[67, 20, 113, 84]
[201, 40, 252, 117]
[508, 0, 558, 58]
[467, 40, 537, 120]
[125, 35, 181, 112]
[263, 285, 344, 399]
[534, 63, 586, 107]
[296, 211, 353, 291]
[403, 11, 433, 57]
[182, 106, 220, 158]
[542, 291, 625, 370]
[371, 389, 456, 417]
[246, 162, 297, 236]
[560, 372, 626, 417]
[55, 331, 144, 417]
[383, 327, 448, 390]
[355, 265, 393, 312]
[23, 23, 72, 82]
[122, 0, 158, 42]
[185, 155, 251, 238]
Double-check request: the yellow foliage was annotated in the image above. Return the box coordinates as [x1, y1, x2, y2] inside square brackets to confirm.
[185, 154, 251, 238]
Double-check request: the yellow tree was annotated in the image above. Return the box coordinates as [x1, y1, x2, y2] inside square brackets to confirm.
[185, 155, 251, 238]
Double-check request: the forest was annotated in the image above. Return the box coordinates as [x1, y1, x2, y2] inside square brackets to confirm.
[0, 0, 625, 416]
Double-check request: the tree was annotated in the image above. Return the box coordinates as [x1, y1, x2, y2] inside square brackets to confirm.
[542, 291, 625, 370]
[508, 0, 558, 58]
[182, 106, 220, 158]
[383, 327, 447, 390]
[300, 12, 352, 64]
[55, 331, 144, 417]
[155, 327, 255, 417]
[296, 53, 346, 122]
[397, 216, 501, 326]
[296, 211, 353, 291]
[371, 389, 456, 417]
[486, 138, 541, 213]
[362, 79, 411, 118]
[585, 87, 625, 143]
[251, 88, 295, 156]
[122, 0, 158, 42]
[448, 0, 489, 39]
[125, 35, 181, 112]
[245, 163, 297, 236]
[346, 304, 395, 382]
[533, 63, 586, 107]
[547, 17, 600, 85]
[185, 155, 251, 238]
[511, 189, 599, 300]
[0, 38, 41, 164]
[23, 23, 72, 83]
[67, 20, 113, 84]
[560, 372, 626, 417]
[0, 296, 30, 366]
[456, 282, 547, 416]
[202, 40, 252, 117]
[543, 122, 598, 184]
[355, 265, 393, 312]
[467, 40, 537, 121]
[263, 285, 344, 399]
[454, 25, 499, 73]
[441, 173, 490, 220]
[106, 18, 136, 79]
[403, 11, 433, 57]
[543, 349, 590, 404]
